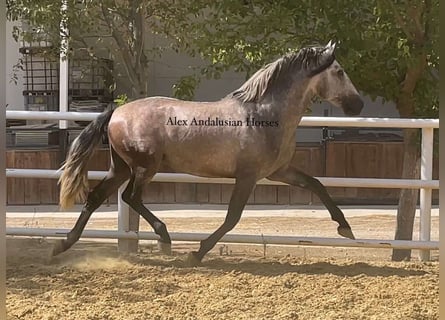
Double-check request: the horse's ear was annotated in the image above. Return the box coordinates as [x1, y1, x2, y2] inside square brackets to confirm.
[325, 40, 336, 55]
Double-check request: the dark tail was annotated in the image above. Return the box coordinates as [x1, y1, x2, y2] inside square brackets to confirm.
[59, 109, 115, 209]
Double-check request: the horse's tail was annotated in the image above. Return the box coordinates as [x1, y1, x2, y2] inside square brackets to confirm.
[59, 109, 115, 209]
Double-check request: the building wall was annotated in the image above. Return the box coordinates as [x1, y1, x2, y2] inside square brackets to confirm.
[5, 21, 24, 110]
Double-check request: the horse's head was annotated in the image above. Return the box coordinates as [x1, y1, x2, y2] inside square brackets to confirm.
[309, 41, 363, 116]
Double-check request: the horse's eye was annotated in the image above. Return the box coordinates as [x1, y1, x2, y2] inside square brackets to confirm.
[337, 69, 344, 77]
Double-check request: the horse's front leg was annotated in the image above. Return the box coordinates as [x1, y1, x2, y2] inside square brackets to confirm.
[187, 176, 257, 266]
[268, 166, 355, 239]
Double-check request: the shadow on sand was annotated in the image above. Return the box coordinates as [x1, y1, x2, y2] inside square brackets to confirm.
[7, 238, 432, 281]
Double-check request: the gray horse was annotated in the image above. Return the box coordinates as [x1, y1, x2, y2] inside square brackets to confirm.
[56, 41, 363, 264]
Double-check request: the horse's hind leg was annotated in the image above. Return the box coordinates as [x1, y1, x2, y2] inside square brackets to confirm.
[52, 168, 129, 256]
[121, 166, 172, 254]
[268, 167, 355, 239]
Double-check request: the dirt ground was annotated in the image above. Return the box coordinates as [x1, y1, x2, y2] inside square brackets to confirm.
[6, 211, 440, 320]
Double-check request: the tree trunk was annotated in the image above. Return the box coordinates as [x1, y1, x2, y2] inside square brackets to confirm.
[391, 51, 426, 261]
[100, 1, 149, 100]
[131, 77, 148, 99]
[391, 128, 420, 261]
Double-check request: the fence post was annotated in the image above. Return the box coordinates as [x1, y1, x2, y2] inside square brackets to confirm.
[419, 128, 434, 261]
[117, 182, 140, 253]
[58, 0, 69, 161]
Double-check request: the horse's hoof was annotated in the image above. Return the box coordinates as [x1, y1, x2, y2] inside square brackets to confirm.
[51, 239, 66, 256]
[157, 241, 172, 255]
[185, 252, 202, 267]
[338, 226, 355, 240]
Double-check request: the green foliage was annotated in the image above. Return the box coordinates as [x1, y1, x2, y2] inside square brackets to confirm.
[114, 94, 129, 107]
[7, 0, 438, 117]
[157, 0, 438, 118]
[172, 75, 200, 101]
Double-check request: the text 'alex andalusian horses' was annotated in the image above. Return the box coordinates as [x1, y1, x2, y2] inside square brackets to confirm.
[55, 41, 363, 265]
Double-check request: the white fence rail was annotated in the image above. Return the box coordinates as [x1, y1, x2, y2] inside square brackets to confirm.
[6, 228, 438, 250]
[5, 110, 439, 128]
[5, 168, 440, 189]
[5, 111, 439, 260]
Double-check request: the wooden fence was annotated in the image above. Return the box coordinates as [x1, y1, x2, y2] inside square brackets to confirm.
[6, 141, 439, 205]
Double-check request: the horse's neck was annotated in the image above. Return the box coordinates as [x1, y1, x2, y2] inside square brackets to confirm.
[270, 81, 315, 125]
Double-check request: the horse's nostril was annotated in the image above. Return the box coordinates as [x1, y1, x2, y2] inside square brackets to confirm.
[343, 95, 363, 116]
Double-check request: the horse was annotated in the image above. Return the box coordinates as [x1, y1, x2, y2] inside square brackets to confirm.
[54, 41, 363, 265]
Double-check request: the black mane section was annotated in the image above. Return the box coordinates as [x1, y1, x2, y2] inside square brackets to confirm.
[228, 46, 335, 103]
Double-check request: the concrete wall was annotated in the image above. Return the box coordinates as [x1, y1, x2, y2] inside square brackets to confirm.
[111, 33, 246, 102]
[5, 21, 24, 110]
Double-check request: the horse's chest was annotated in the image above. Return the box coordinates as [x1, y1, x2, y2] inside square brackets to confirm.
[264, 145, 294, 171]
[265, 127, 295, 157]
[252, 131, 295, 177]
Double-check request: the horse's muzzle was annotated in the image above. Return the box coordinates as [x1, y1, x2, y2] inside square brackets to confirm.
[341, 95, 364, 116]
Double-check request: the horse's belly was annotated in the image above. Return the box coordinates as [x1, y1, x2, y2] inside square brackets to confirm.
[161, 142, 294, 179]
[160, 125, 296, 179]
[161, 146, 239, 178]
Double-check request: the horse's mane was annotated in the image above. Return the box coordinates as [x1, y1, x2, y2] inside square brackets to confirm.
[228, 46, 335, 103]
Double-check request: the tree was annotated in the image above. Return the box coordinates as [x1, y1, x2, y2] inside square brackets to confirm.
[159, 0, 438, 260]
[7, 0, 164, 99]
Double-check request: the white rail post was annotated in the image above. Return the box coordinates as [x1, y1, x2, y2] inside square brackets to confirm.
[117, 182, 140, 253]
[419, 128, 434, 261]
[59, 0, 69, 160]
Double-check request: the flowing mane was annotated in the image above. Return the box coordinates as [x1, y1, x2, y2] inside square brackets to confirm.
[228, 46, 335, 103]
